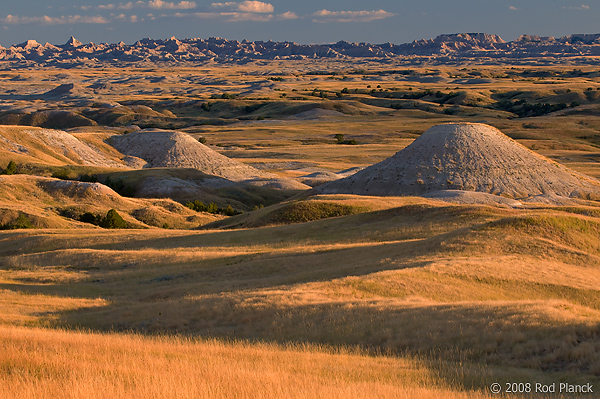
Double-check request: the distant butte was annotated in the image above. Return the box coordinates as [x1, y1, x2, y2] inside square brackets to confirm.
[1, 33, 600, 65]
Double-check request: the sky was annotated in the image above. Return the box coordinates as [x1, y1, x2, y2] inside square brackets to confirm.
[0, 1, 598, 47]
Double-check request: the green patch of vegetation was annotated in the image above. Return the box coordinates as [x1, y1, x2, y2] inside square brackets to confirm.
[495, 100, 569, 117]
[185, 200, 241, 216]
[99, 209, 128, 229]
[77, 209, 128, 229]
[0, 212, 33, 230]
[333, 133, 358, 145]
[1, 160, 17, 175]
[265, 201, 359, 224]
[244, 103, 267, 114]
[103, 176, 136, 197]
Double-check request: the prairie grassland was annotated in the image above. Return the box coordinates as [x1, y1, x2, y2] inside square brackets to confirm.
[0, 325, 521, 399]
[2, 61, 600, 396]
[1, 198, 600, 397]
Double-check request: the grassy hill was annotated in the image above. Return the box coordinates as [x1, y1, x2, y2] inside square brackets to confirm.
[1, 197, 599, 397]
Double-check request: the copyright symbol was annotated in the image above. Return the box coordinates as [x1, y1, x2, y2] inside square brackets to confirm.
[490, 383, 502, 394]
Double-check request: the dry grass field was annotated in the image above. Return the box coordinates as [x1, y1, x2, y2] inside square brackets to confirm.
[1, 61, 600, 398]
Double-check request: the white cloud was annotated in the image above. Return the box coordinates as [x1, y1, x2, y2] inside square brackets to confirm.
[226, 12, 272, 21]
[237, 1, 273, 13]
[174, 11, 272, 21]
[82, 1, 196, 10]
[148, 0, 197, 9]
[211, 2, 238, 8]
[118, 1, 144, 9]
[130, 15, 139, 22]
[1, 14, 109, 25]
[563, 4, 590, 10]
[509, 6, 518, 11]
[277, 11, 298, 20]
[211, 1, 273, 13]
[312, 9, 395, 23]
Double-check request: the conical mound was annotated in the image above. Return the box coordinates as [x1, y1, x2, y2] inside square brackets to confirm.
[318, 123, 600, 203]
[109, 130, 276, 181]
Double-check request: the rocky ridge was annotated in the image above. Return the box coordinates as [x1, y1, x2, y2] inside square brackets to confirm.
[2, 33, 600, 65]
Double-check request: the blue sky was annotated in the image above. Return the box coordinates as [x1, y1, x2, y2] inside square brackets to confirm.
[0, 1, 597, 46]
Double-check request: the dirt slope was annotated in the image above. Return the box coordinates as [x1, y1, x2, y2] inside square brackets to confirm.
[0, 125, 126, 167]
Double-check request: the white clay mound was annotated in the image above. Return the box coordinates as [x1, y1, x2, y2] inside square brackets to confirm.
[109, 129, 277, 181]
[318, 123, 600, 204]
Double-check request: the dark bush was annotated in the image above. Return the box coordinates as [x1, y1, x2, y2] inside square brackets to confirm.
[267, 202, 357, 224]
[99, 209, 128, 229]
[186, 200, 207, 212]
[80, 212, 101, 225]
[223, 205, 236, 216]
[104, 177, 135, 197]
[2, 161, 17, 175]
[185, 200, 240, 216]
[0, 212, 33, 230]
[80, 174, 99, 183]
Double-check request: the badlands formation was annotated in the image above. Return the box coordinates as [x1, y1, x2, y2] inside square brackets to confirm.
[111, 130, 285, 181]
[318, 123, 600, 205]
[3, 33, 600, 65]
[112, 130, 310, 190]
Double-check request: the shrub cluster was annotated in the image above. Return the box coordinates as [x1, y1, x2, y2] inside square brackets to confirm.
[267, 202, 357, 224]
[1, 161, 17, 175]
[0, 213, 33, 230]
[185, 200, 240, 216]
[334, 134, 357, 145]
[79, 209, 128, 229]
[495, 100, 571, 117]
[103, 177, 135, 197]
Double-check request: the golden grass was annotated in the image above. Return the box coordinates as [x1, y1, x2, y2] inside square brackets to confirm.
[0, 174, 220, 229]
[2, 63, 600, 398]
[0, 325, 508, 399]
[1, 202, 599, 384]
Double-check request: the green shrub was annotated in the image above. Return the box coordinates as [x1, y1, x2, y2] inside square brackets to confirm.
[267, 202, 357, 224]
[185, 200, 240, 216]
[223, 205, 236, 216]
[186, 200, 207, 212]
[80, 212, 101, 225]
[104, 177, 135, 197]
[2, 161, 17, 175]
[99, 209, 128, 229]
[0, 213, 33, 230]
[206, 203, 219, 213]
[80, 174, 99, 183]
